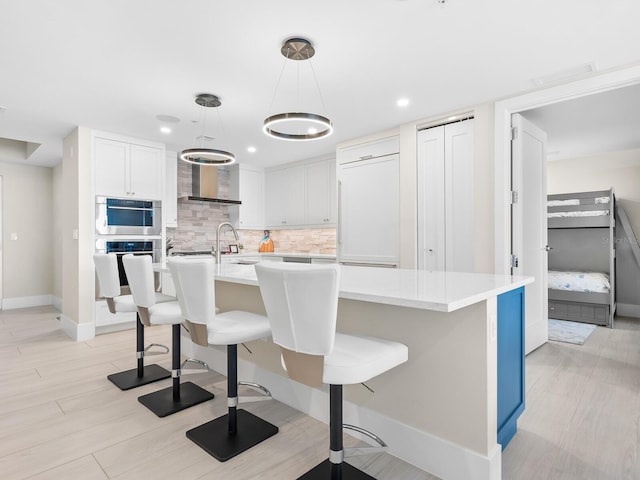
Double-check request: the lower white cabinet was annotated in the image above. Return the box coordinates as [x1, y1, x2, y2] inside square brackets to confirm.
[338, 153, 400, 266]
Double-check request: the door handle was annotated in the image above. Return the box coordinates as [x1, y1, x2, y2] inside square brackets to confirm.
[544, 245, 553, 252]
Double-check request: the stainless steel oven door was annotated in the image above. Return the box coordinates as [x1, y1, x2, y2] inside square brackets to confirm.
[95, 196, 162, 235]
[95, 238, 162, 297]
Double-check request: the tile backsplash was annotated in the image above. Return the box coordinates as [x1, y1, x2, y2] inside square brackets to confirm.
[167, 161, 336, 255]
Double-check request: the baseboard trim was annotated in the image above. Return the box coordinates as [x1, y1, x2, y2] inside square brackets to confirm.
[2, 294, 53, 310]
[617, 303, 640, 318]
[52, 295, 62, 312]
[60, 314, 95, 341]
[182, 335, 501, 480]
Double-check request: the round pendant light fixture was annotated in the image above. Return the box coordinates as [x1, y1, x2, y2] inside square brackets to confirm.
[263, 37, 333, 141]
[179, 93, 235, 166]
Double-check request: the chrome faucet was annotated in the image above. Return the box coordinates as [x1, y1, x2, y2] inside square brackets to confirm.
[215, 222, 239, 263]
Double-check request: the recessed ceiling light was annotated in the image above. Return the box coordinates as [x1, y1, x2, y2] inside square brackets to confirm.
[160, 126, 171, 134]
[397, 98, 410, 107]
[156, 114, 180, 123]
[247, 146, 257, 153]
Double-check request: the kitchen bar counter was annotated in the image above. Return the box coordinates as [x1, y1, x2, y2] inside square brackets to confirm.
[156, 260, 532, 480]
[155, 261, 530, 312]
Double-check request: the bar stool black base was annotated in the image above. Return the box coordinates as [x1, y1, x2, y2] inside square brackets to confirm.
[107, 364, 170, 391]
[186, 409, 278, 462]
[138, 381, 214, 417]
[299, 459, 375, 480]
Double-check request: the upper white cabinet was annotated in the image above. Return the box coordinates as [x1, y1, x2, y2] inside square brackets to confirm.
[230, 164, 264, 229]
[94, 136, 163, 200]
[265, 165, 306, 228]
[305, 159, 336, 226]
[417, 119, 475, 272]
[265, 159, 336, 229]
[164, 151, 178, 228]
[337, 137, 400, 266]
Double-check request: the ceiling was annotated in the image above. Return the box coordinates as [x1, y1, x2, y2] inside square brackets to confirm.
[1, 0, 639, 168]
[521, 83, 640, 161]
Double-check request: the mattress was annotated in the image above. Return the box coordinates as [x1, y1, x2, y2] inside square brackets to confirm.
[548, 270, 610, 293]
[548, 210, 609, 218]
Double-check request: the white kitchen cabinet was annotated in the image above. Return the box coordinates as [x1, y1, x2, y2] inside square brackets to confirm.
[337, 149, 400, 266]
[305, 159, 336, 226]
[417, 119, 474, 272]
[94, 137, 163, 200]
[265, 165, 305, 228]
[230, 165, 264, 229]
[164, 151, 178, 227]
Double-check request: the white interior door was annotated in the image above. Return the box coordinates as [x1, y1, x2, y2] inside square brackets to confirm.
[511, 113, 548, 354]
[417, 127, 445, 270]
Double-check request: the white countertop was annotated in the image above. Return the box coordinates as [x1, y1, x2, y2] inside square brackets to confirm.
[155, 261, 532, 313]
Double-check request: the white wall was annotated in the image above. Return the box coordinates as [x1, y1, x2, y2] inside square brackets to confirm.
[0, 161, 54, 302]
[547, 148, 640, 310]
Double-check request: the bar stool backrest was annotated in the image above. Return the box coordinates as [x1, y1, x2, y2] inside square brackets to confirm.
[168, 257, 216, 347]
[255, 263, 340, 387]
[122, 254, 156, 326]
[93, 253, 122, 313]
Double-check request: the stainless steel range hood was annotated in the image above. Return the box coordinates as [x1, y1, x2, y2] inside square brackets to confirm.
[185, 165, 241, 204]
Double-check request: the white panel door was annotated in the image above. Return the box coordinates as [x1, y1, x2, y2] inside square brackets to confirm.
[94, 138, 128, 197]
[129, 144, 162, 200]
[445, 119, 474, 272]
[511, 113, 548, 354]
[338, 155, 399, 265]
[417, 127, 445, 270]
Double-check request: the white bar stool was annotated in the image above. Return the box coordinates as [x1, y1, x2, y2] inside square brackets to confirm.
[168, 257, 278, 462]
[93, 253, 171, 390]
[255, 263, 408, 480]
[123, 254, 214, 417]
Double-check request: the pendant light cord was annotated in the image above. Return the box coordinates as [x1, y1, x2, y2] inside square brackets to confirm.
[267, 48, 290, 114]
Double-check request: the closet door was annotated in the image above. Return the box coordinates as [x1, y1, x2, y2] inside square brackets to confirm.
[417, 119, 474, 272]
[444, 119, 474, 272]
[417, 127, 445, 270]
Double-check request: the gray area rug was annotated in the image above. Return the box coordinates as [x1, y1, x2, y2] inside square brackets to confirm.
[548, 319, 597, 345]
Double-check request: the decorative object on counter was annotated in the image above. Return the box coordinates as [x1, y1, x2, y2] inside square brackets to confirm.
[263, 37, 333, 141]
[238, 242, 244, 251]
[180, 93, 235, 166]
[258, 230, 274, 253]
[229, 244, 239, 254]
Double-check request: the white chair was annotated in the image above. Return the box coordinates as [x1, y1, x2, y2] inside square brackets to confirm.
[255, 262, 408, 480]
[93, 253, 171, 390]
[123, 254, 214, 417]
[168, 256, 278, 462]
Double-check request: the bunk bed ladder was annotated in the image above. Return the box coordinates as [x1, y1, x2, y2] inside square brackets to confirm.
[616, 204, 640, 269]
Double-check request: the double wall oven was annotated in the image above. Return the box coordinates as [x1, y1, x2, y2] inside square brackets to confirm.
[95, 197, 162, 299]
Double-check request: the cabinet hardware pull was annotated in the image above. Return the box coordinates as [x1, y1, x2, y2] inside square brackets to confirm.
[360, 154, 373, 160]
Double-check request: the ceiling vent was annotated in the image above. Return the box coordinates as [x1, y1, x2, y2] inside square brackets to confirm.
[533, 62, 598, 87]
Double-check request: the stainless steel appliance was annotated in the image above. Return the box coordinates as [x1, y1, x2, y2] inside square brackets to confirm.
[96, 196, 162, 235]
[95, 238, 162, 294]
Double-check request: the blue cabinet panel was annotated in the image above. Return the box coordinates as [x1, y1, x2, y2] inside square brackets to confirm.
[497, 287, 525, 449]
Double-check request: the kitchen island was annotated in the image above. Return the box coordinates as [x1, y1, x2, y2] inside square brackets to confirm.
[155, 262, 532, 480]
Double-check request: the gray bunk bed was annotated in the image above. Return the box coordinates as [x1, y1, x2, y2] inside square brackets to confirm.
[547, 188, 616, 327]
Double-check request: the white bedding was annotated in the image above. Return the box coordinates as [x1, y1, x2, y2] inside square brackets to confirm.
[547, 196, 610, 206]
[548, 270, 610, 293]
[548, 210, 609, 218]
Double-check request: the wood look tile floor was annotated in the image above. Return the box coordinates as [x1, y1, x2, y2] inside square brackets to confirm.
[0, 307, 435, 480]
[4, 307, 640, 479]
